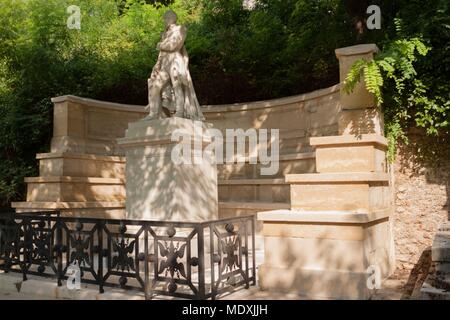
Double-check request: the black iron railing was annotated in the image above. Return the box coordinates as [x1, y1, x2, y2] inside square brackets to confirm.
[0, 212, 256, 300]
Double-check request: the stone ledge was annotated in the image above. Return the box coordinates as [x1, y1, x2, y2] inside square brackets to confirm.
[52, 85, 340, 116]
[51, 95, 146, 114]
[117, 136, 212, 148]
[36, 152, 125, 163]
[310, 134, 388, 149]
[219, 178, 288, 185]
[262, 222, 366, 241]
[313, 136, 387, 173]
[219, 201, 290, 210]
[257, 208, 390, 224]
[117, 118, 214, 148]
[202, 85, 340, 113]
[421, 280, 450, 300]
[432, 231, 450, 262]
[335, 44, 379, 58]
[286, 172, 389, 184]
[12, 201, 125, 210]
[12, 202, 126, 219]
[439, 222, 450, 232]
[279, 152, 315, 161]
[24, 176, 124, 184]
[217, 151, 315, 165]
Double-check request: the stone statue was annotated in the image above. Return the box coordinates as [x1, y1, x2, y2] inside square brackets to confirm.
[144, 10, 205, 121]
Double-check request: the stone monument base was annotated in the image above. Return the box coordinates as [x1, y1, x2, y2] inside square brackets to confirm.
[257, 134, 395, 299]
[117, 117, 218, 222]
[258, 209, 395, 299]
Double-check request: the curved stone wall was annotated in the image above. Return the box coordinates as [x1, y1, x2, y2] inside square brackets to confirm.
[13, 84, 340, 219]
[50, 84, 341, 157]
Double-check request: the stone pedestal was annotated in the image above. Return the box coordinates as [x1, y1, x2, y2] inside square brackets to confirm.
[311, 134, 388, 173]
[257, 44, 395, 299]
[335, 44, 379, 110]
[117, 117, 218, 222]
[257, 138, 394, 299]
[338, 107, 384, 136]
[258, 209, 394, 299]
[335, 44, 383, 136]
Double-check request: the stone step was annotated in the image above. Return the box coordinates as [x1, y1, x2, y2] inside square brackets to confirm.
[286, 172, 390, 212]
[24, 176, 125, 203]
[438, 222, 450, 232]
[310, 134, 388, 173]
[218, 202, 291, 251]
[435, 262, 450, 275]
[219, 201, 290, 213]
[11, 201, 126, 219]
[218, 201, 291, 228]
[259, 264, 372, 299]
[433, 275, 450, 291]
[421, 278, 450, 300]
[37, 153, 125, 178]
[432, 231, 450, 262]
[257, 208, 394, 300]
[217, 152, 315, 180]
[218, 179, 290, 203]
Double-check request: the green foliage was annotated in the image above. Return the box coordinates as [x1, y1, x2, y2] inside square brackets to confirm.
[187, 0, 358, 103]
[0, 0, 448, 205]
[344, 0, 449, 161]
[0, 0, 188, 206]
[345, 36, 430, 105]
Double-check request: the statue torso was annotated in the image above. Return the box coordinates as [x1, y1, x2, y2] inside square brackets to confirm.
[159, 25, 188, 76]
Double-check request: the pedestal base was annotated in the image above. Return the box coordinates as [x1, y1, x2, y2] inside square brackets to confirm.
[118, 117, 218, 222]
[258, 210, 396, 299]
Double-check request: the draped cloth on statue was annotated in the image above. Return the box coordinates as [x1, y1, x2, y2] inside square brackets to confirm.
[146, 18, 205, 122]
[174, 46, 204, 121]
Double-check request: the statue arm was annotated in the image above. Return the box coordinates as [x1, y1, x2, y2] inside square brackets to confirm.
[158, 26, 187, 52]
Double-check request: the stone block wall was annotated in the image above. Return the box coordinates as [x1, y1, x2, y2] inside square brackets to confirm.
[393, 129, 450, 272]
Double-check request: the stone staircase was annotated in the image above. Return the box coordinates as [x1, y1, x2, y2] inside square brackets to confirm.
[13, 150, 316, 221]
[421, 222, 450, 300]
[13, 152, 127, 219]
[14, 151, 317, 252]
[13, 85, 340, 222]
[255, 44, 398, 299]
[13, 150, 317, 253]
[217, 152, 316, 218]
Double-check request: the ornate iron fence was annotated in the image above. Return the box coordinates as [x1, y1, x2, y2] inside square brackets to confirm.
[0, 212, 256, 300]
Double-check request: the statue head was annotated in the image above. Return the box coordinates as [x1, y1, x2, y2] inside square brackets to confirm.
[163, 10, 178, 27]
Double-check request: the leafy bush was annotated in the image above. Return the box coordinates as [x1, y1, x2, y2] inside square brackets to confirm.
[0, 0, 187, 206]
[344, 0, 449, 161]
[0, 0, 448, 205]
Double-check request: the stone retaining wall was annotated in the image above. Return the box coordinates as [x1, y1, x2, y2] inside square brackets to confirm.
[393, 130, 450, 272]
